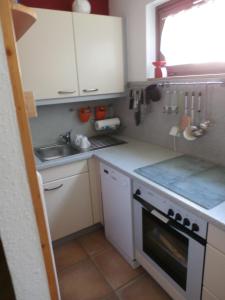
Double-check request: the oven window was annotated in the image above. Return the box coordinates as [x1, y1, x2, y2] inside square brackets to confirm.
[142, 208, 188, 290]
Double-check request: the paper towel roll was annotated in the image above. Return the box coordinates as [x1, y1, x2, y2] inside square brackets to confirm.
[95, 118, 120, 131]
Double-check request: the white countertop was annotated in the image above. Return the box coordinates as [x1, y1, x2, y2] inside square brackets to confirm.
[36, 136, 225, 231]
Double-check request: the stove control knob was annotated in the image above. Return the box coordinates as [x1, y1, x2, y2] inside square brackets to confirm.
[175, 213, 182, 222]
[192, 223, 199, 232]
[168, 209, 174, 217]
[135, 189, 141, 196]
[183, 218, 190, 227]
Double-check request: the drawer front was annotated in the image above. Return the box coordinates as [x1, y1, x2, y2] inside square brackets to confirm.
[40, 160, 88, 183]
[204, 245, 225, 300]
[208, 224, 225, 254]
[202, 287, 218, 300]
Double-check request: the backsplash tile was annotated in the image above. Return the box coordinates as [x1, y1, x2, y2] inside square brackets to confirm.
[30, 100, 116, 147]
[114, 83, 225, 166]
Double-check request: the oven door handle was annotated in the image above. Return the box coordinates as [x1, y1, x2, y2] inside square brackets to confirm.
[149, 207, 190, 237]
[150, 209, 169, 224]
[150, 209, 192, 240]
[134, 193, 206, 245]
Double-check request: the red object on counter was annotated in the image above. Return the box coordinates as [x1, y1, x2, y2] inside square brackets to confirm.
[79, 107, 91, 123]
[95, 106, 107, 120]
[152, 61, 167, 78]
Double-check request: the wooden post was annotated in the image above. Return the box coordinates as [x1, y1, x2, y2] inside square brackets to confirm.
[0, 1, 59, 299]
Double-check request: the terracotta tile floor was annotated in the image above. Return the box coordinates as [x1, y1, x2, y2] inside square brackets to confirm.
[54, 229, 171, 300]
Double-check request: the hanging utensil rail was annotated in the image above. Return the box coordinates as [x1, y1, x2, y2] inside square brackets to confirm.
[157, 80, 224, 86]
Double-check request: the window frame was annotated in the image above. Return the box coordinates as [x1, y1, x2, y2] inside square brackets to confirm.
[156, 0, 225, 76]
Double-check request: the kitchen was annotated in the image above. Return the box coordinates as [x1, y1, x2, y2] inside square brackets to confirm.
[1, 0, 225, 300]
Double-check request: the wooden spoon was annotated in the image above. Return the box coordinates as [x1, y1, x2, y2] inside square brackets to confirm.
[179, 92, 191, 130]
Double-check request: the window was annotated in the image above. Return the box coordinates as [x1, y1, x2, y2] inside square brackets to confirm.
[156, 0, 225, 76]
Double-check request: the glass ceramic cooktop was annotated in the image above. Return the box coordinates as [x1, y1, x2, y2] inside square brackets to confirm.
[135, 155, 225, 210]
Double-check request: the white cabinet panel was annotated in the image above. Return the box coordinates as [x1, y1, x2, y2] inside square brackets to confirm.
[73, 13, 125, 96]
[17, 9, 79, 100]
[208, 224, 225, 254]
[44, 173, 93, 241]
[204, 245, 225, 300]
[202, 287, 218, 300]
[40, 160, 88, 183]
[100, 163, 134, 265]
[88, 158, 103, 224]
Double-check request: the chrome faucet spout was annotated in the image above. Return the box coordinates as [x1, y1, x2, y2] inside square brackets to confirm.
[59, 131, 71, 144]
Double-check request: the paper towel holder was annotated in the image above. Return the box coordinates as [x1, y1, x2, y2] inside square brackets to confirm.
[93, 121, 125, 135]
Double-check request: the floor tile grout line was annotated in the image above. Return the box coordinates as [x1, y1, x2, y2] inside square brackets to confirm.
[116, 272, 146, 292]
[55, 255, 91, 275]
[89, 249, 145, 294]
[75, 229, 113, 258]
[54, 231, 110, 274]
[114, 273, 148, 300]
[89, 252, 117, 291]
[55, 250, 115, 295]
[54, 229, 148, 300]
[78, 233, 146, 293]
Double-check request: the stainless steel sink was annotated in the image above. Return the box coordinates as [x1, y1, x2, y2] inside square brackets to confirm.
[35, 136, 126, 162]
[35, 144, 79, 162]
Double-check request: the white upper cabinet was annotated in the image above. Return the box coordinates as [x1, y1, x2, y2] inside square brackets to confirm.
[17, 9, 79, 100]
[17, 9, 125, 101]
[73, 13, 125, 96]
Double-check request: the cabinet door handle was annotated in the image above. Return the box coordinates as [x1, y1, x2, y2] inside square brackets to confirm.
[58, 90, 76, 94]
[44, 184, 63, 192]
[83, 88, 99, 93]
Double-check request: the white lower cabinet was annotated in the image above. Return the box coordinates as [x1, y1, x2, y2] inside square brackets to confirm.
[44, 172, 93, 241]
[203, 224, 225, 300]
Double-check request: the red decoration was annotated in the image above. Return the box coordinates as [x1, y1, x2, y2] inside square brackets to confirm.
[152, 61, 167, 78]
[95, 106, 107, 120]
[20, 0, 109, 15]
[79, 107, 91, 123]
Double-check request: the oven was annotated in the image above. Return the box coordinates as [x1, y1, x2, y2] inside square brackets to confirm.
[133, 182, 207, 300]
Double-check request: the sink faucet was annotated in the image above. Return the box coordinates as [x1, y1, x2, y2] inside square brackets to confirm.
[59, 131, 71, 144]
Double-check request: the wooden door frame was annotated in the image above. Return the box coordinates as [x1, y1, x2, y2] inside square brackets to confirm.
[0, 1, 59, 299]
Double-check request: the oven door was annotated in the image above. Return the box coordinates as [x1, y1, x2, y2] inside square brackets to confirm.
[134, 196, 205, 300]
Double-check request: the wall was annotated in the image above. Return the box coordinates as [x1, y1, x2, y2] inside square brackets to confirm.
[30, 100, 116, 146]
[109, 0, 167, 81]
[20, 0, 109, 15]
[114, 80, 225, 166]
[0, 26, 51, 300]
[109, 0, 225, 166]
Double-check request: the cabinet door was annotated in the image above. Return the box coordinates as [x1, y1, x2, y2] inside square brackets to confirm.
[73, 13, 125, 96]
[17, 9, 79, 100]
[44, 173, 93, 241]
[204, 245, 225, 300]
